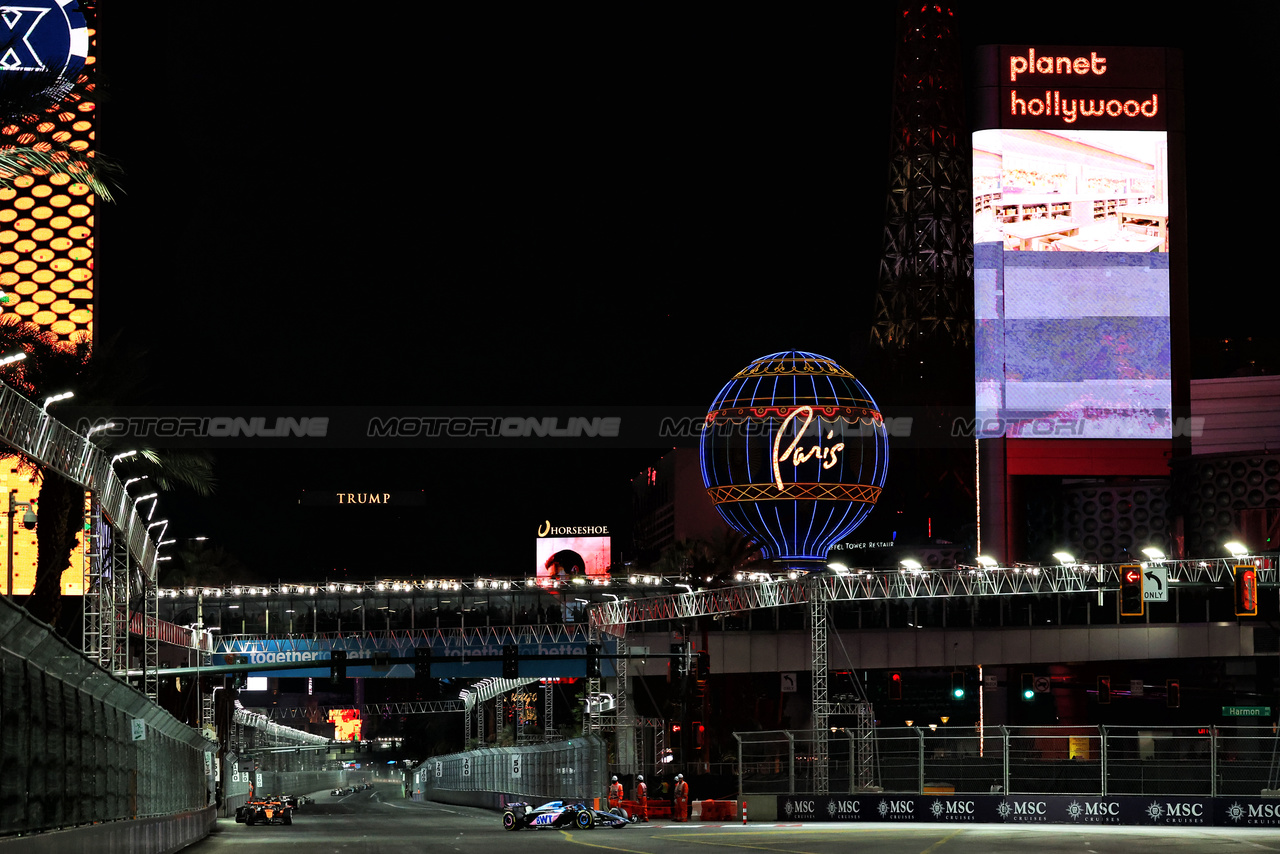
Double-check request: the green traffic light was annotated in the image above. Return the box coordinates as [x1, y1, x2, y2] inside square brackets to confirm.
[953, 687, 965, 699]
[1023, 689, 1035, 700]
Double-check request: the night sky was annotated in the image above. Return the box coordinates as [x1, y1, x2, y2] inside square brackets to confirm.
[81, 4, 1275, 583]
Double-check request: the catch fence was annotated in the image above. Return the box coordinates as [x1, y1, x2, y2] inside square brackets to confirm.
[0, 597, 216, 837]
[738, 725, 1280, 797]
[418, 736, 607, 804]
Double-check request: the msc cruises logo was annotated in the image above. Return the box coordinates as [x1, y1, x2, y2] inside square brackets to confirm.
[1, 2, 88, 75]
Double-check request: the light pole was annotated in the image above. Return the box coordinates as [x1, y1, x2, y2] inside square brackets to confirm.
[5, 490, 36, 598]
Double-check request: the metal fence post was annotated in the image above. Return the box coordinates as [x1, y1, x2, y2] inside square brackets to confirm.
[916, 726, 924, 794]
[1100, 725, 1108, 797]
[1000, 726, 1009, 794]
[787, 731, 796, 795]
[734, 733, 743, 801]
[1211, 726, 1218, 798]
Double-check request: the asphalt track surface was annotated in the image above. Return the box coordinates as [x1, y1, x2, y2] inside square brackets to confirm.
[184, 786, 1280, 854]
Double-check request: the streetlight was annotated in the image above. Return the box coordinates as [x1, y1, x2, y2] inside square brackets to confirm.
[1225, 541, 1249, 558]
[1141, 547, 1165, 562]
[975, 555, 998, 568]
[41, 391, 73, 411]
[0, 351, 26, 368]
[111, 450, 137, 466]
[86, 422, 116, 439]
[1053, 552, 1076, 565]
[5, 490, 36, 598]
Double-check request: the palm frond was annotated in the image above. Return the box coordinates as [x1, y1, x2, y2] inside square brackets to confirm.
[137, 449, 218, 497]
[0, 147, 117, 202]
[0, 63, 121, 202]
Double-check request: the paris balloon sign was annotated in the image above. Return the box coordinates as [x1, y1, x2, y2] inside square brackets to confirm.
[699, 351, 889, 563]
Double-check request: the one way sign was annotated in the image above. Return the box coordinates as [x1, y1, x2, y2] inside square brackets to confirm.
[1143, 566, 1168, 603]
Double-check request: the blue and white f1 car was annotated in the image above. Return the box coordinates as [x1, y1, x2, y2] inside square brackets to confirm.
[501, 800, 637, 830]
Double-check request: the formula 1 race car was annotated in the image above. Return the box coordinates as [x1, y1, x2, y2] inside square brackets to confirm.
[501, 801, 637, 831]
[235, 793, 294, 826]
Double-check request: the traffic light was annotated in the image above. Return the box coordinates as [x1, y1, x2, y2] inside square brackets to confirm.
[329, 650, 347, 685]
[696, 650, 710, 681]
[1098, 676, 1111, 704]
[670, 643, 688, 678]
[888, 671, 902, 701]
[415, 647, 432, 681]
[1021, 672, 1035, 701]
[1119, 565, 1144, 616]
[586, 643, 601, 678]
[503, 644, 519, 678]
[1234, 565, 1258, 616]
[1167, 679, 1181, 708]
[951, 671, 966, 700]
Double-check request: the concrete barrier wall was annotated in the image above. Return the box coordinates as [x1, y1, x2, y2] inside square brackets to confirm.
[0, 806, 215, 854]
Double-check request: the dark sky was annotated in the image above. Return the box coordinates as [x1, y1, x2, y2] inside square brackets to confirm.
[82, 4, 1275, 583]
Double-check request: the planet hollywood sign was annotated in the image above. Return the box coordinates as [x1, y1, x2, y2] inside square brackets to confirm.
[776, 795, 1280, 827]
[976, 45, 1176, 132]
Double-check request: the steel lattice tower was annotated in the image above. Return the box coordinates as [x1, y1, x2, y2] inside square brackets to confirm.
[872, 1, 973, 350]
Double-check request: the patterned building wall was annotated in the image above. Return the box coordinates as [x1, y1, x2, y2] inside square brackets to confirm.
[0, 3, 97, 594]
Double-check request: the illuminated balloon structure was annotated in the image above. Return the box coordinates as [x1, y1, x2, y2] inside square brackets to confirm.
[699, 351, 889, 563]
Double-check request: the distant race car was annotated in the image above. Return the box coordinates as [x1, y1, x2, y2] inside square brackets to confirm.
[236, 794, 294, 826]
[501, 801, 637, 831]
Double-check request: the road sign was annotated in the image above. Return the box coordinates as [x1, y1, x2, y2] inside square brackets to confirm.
[781, 672, 797, 693]
[1223, 706, 1271, 717]
[511, 755, 522, 778]
[1143, 566, 1168, 602]
[1033, 676, 1051, 693]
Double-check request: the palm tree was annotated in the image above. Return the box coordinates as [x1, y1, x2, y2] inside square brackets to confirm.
[0, 316, 216, 632]
[653, 528, 770, 589]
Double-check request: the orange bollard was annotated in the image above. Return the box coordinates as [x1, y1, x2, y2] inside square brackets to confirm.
[742, 800, 747, 825]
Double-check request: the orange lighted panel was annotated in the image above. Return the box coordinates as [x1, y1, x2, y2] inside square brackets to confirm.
[0, 25, 97, 340]
[0, 467, 89, 596]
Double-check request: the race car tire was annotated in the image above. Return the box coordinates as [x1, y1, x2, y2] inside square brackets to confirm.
[502, 810, 520, 831]
[245, 814, 255, 826]
[609, 807, 629, 827]
[575, 810, 594, 830]
[283, 812, 292, 826]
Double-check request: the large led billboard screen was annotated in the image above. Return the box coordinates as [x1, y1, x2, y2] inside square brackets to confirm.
[535, 521, 611, 578]
[972, 46, 1181, 444]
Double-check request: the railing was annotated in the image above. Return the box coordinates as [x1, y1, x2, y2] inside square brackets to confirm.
[0, 381, 160, 579]
[738, 726, 1279, 798]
